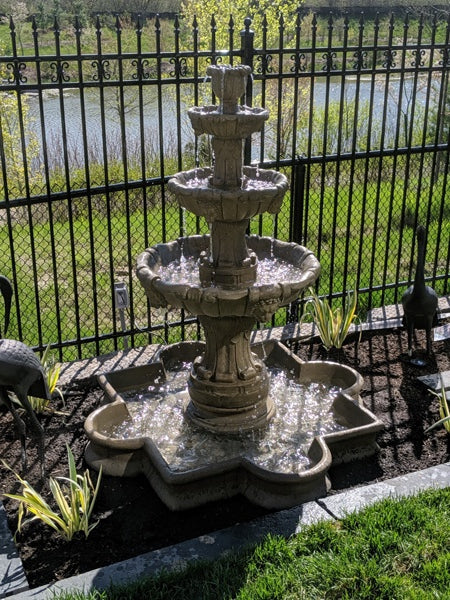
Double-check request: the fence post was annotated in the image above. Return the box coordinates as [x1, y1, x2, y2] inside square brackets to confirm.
[286, 158, 306, 324]
[240, 17, 254, 167]
[290, 158, 306, 246]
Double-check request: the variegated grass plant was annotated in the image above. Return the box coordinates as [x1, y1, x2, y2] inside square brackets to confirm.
[11, 343, 65, 413]
[425, 375, 450, 433]
[302, 288, 359, 352]
[3, 445, 102, 541]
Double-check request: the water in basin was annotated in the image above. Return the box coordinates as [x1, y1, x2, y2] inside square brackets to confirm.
[160, 256, 307, 287]
[99, 365, 345, 475]
[182, 175, 278, 191]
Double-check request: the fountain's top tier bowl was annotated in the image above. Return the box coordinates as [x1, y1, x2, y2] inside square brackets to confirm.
[136, 235, 320, 322]
[188, 105, 269, 139]
[168, 166, 288, 221]
[206, 64, 251, 114]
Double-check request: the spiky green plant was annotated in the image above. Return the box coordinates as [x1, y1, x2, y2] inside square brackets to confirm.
[16, 343, 65, 413]
[302, 288, 359, 351]
[425, 376, 450, 433]
[3, 445, 102, 541]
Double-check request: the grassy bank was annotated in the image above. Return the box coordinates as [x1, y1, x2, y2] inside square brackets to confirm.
[1, 162, 448, 360]
[52, 486, 450, 599]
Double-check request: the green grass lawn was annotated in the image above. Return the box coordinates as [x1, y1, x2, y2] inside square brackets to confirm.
[1, 162, 448, 360]
[52, 486, 450, 599]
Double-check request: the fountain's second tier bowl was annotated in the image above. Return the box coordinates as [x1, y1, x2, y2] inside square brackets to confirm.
[167, 167, 288, 221]
[188, 105, 269, 138]
[136, 235, 320, 322]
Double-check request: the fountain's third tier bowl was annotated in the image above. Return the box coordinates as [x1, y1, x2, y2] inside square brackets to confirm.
[188, 105, 269, 138]
[136, 235, 320, 322]
[206, 64, 252, 114]
[167, 167, 289, 221]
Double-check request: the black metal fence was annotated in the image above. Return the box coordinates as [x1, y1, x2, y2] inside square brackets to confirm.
[0, 11, 449, 361]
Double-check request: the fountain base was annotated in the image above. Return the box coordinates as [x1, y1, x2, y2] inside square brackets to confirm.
[186, 315, 274, 433]
[84, 341, 384, 511]
[186, 373, 275, 433]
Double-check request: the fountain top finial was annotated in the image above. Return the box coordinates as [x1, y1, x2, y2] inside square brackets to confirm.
[206, 64, 251, 114]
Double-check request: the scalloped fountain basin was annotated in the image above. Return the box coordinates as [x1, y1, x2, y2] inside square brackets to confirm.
[136, 235, 320, 319]
[85, 341, 383, 510]
[97, 369, 341, 473]
[168, 167, 288, 221]
[188, 105, 269, 138]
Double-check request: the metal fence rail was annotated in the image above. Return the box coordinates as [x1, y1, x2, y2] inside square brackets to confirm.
[0, 11, 449, 360]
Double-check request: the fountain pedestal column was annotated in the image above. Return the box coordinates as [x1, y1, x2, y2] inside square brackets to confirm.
[210, 137, 243, 188]
[199, 220, 257, 289]
[187, 315, 273, 432]
[211, 136, 242, 189]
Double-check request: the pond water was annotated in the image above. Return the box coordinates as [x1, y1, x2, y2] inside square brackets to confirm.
[25, 75, 431, 171]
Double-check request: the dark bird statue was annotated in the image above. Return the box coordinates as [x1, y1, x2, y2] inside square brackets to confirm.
[0, 275, 49, 472]
[401, 226, 439, 358]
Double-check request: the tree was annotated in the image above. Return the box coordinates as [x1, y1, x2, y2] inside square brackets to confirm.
[9, 1, 28, 54]
[0, 93, 41, 198]
[429, 71, 450, 181]
[0, 47, 40, 199]
[180, 0, 302, 50]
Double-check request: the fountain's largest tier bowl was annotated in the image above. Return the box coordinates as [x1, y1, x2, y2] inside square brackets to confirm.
[84, 341, 384, 510]
[136, 235, 320, 321]
[167, 166, 288, 221]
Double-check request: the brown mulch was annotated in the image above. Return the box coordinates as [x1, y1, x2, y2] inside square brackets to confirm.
[0, 327, 449, 589]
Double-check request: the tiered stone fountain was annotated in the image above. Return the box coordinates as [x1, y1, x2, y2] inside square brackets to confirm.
[85, 65, 383, 510]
